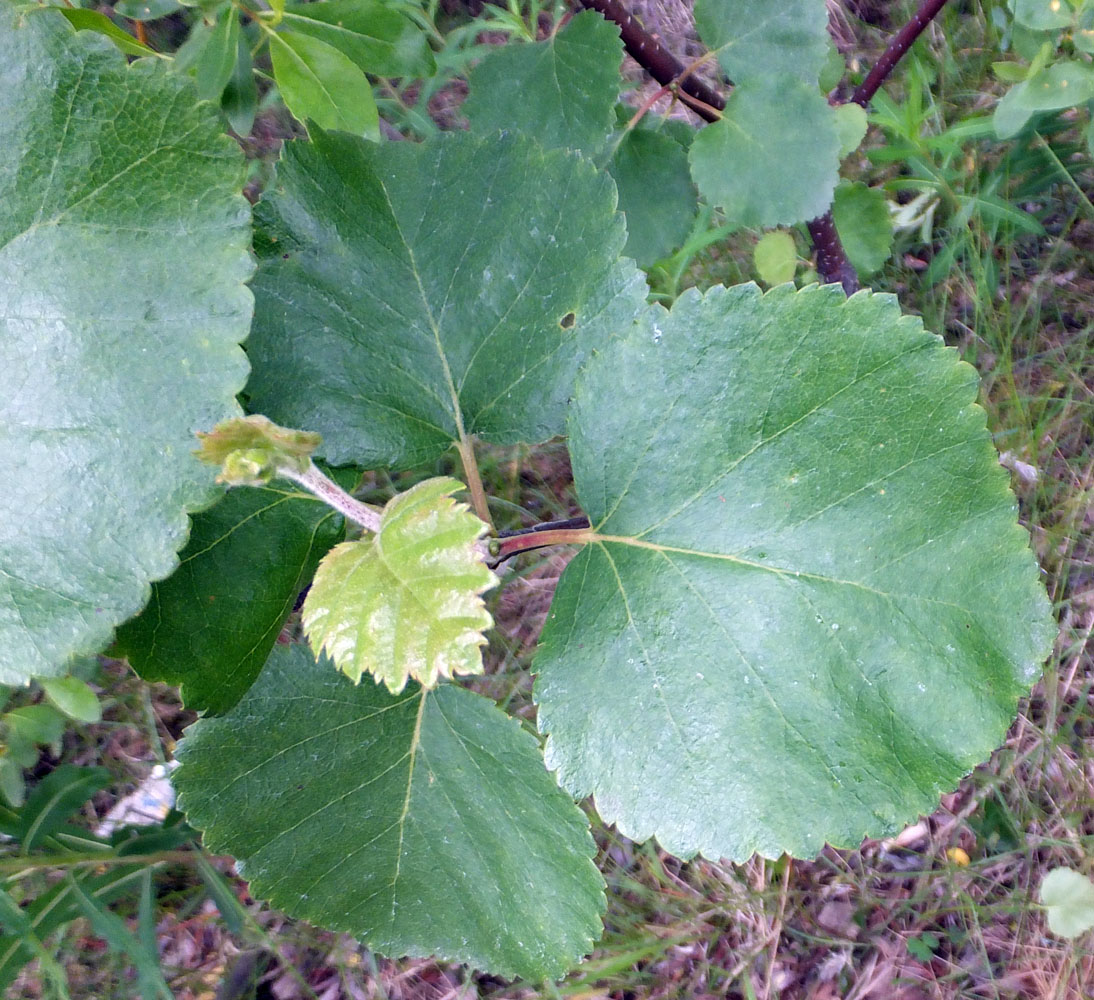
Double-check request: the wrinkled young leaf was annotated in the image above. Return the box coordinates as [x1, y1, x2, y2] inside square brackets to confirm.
[115, 487, 343, 715]
[689, 77, 840, 230]
[832, 181, 893, 277]
[693, 0, 830, 84]
[535, 284, 1054, 861]
[0, 7, 252, 684]
[247, 129, 645, 468]
[176, 644, 605, 980]
[1041, 868, 1094, 938]
[270, 29, 380, 138]
[195, 413, 322, 485]
[281, 0, 435, 77]
[610, 128, 698, 267]
[464, 11, 622, 155]
[304, 478, 496, 693]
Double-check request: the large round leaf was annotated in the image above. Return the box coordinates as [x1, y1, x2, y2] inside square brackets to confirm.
[535, 284, 1053, 861]
[246, 129, 646, 469]
[0, 7, 252, 683]
[176, 644, 605, 980]
[688, 77, 840, 230]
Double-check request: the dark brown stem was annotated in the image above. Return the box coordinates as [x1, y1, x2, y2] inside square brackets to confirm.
[577, 0, 950, 292]
[808, 213, 859, 295]
[576, 0, 725, 119]
[806, 0, 951, 291]
[852, 0, 951, 108]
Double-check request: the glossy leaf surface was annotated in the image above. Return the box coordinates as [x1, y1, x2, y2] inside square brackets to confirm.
[281, 0, 435, 77]
[115, 487, 342, 715]
[176, 644, 604, 980]
[0, 7, 252, 683]
[464, 11, 622, 154]
[247, 129, 645, 468]
[535, 284, 1053, 861]
[304, 478, 496, 693]
[688, 78, 839, 229]
[270, 29, 379, 138]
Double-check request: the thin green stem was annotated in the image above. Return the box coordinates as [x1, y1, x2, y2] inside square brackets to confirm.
[457, 436, 494, 530]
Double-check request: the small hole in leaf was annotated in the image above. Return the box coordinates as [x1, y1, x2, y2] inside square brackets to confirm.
[559, 312, 576, 329]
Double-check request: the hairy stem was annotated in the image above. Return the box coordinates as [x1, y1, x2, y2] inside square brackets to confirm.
[281, 462, 382, 533]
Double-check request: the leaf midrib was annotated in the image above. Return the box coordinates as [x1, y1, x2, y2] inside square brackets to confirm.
[587, 534, 975, 615]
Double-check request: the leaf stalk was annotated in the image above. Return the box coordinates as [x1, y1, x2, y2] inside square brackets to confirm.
[280, 462, 382, 533]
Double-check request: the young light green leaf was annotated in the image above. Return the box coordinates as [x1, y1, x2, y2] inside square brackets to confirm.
[753, 231, 798, 285]
[195, 6, 240, 101]
[270, 29, 380, 139]
[115, 485, 344, 715]
[196, 414, 322, 486]
[1041, 868, 1094, 938]
[832, 181, 893, 277]
[688, 77, 840, 230]
[535, 284, 1054, 861]
[247, 130, 646, 469]
[304, 478, 497, 693]
[464, 10, 622, 155]
[175, 644, 605, 980]
[833, 102, 868, 158]
[610, 128, 698, 267]
[39, 677, 101, 724]
[281, 0, 435, 77]
[693, 0, 830, 84]
[0, 6, 252, 684]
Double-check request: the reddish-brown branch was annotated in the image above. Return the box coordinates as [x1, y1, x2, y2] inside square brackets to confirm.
[489, 527, 593, 567]
[852, 0, 951, 107]
[576, 0, 725, 119]
[575, 0, 951, 291]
